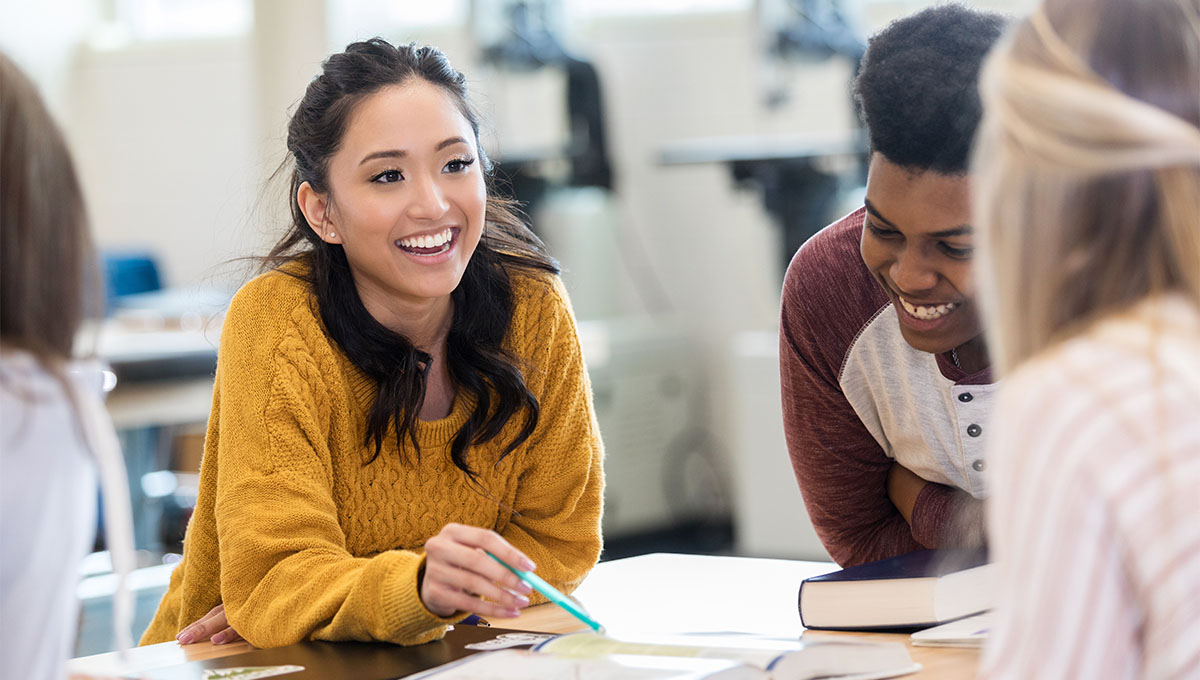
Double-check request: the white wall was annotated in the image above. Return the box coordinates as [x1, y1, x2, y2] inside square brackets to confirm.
[0, 0, 97, 120]
[68, 37, 261, 290]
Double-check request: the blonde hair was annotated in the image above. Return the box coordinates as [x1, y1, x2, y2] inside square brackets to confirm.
[972, 0, 1200, 375]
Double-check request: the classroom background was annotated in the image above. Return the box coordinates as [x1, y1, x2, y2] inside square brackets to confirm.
[2, 0, 1029, 653]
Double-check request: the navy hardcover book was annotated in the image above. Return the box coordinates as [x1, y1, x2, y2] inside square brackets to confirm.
[798, 547, 991, 631]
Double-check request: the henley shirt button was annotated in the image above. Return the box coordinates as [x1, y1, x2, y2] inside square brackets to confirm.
[958, 392, 974, 403]
[972, 459, 986, 472]
[967, 424, 982, 437]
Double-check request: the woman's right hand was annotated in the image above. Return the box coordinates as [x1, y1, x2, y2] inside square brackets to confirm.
[176, 604, 243, 645]
[420, 523, 536, 619]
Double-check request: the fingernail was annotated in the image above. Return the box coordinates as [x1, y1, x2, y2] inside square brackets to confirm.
[177, 631, 194, 645]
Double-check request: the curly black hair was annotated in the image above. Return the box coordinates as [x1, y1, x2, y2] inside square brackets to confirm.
[853, 4, 1008, 174]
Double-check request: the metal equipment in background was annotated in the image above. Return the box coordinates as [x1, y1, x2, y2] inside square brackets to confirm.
[472, 0, 613, 221]
[750, 0, 868, 267]
[471, 1, 730, 553]
[759, 0, 866, 110]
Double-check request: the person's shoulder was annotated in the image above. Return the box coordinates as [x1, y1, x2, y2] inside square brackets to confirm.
[509, 266, 573, 320]
[780, 208, 889, 360]
[998, 336, 1101, 429]
[0, 350, 57, 399]
[1012, 296, 1200, 408]
[786, 207, 870, 283]
[229, 264, 311, 311]
[0, 351, 106, 401]
[783, 207, 885, 313]
[222, 265, 325, 357]
[225, 265, 317, 328]
[996, 298, 1200, 479]
[505, 267, 582, 365]
[0, 351, 99, 462]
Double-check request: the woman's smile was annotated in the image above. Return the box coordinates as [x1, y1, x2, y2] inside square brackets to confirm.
[395, 226, 459, 260]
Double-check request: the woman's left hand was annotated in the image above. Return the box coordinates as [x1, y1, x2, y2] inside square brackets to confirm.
[176, 604, 243, 645]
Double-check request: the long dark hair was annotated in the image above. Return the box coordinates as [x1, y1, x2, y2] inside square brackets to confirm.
[264, 39, 559, 476]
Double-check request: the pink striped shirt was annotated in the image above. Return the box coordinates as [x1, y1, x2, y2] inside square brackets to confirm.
[981, 295, 1200, 679]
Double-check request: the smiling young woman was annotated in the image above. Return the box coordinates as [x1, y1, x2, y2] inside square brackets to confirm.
[298, 81, 486, 324]
[296, 80, 489, 421]
[138, 40, 604, 648]
[779, 5, 1007, 568]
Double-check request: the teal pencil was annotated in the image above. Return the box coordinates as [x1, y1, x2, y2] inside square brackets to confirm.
[485, 551, 605, 633]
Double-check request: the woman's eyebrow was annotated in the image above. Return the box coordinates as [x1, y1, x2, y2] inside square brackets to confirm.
[360, 149, 405, 165]
[436, 136, 468, 151]
[359, 137, 468, 166]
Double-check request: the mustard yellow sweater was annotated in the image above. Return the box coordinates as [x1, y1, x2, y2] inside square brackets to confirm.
[140, 267, 604, 647]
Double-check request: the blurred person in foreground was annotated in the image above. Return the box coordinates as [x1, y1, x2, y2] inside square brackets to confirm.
[0, 53, 135, 678]
[973, 0, 1200, 676]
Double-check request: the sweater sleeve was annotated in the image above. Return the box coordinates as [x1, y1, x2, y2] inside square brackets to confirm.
[779, 219, 924, 567]
[499, 276, 604, 598]
[213, 317, 455, 648]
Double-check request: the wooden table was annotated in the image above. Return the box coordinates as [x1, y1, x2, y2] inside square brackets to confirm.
[69, 638, 255, 679]
[486, 607, 978, 678]
[69, 553, 978, 679]
[490, 553, 979, 679]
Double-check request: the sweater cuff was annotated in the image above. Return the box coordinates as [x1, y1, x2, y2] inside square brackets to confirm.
[380, 553, 462, 645]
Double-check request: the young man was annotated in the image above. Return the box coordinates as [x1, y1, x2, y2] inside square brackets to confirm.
[780, 5, 1007, 567]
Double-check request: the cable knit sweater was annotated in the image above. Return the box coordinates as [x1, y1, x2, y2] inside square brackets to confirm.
[140, 265, 604, 648]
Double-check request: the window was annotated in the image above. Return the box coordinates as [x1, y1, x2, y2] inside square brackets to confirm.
[117, 0, 251, 41]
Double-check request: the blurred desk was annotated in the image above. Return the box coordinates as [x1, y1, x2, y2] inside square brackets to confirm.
[97, 325, 220, 425]
[104, 377, 215, 431]
[70, 553, 977, 679]
[94, 320, 220, 555]
[98, 324, 219, 430]
[97, 286, 228, 428]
